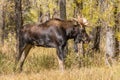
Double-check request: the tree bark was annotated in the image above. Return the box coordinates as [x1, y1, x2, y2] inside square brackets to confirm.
[42, 5, 50, 23]
[117, 12, 120, 54]
[91, 26, 101, 51]
[0, 0, 5, 46]
[103, 1, 117, 66]
[106, 27, 116, 66]
[74, 0, 83, 17]
[114, 0, 120, 55]
[52, 8, 60, 18]
[59, 0, 66, 20]
[99, 0, 107, 52]
[38, 5, 43, 23]
[14, 0, 23, 55]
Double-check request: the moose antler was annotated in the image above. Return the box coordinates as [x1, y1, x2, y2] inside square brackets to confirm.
[77, 15, 89, 26]
[73, 15, 89, 27]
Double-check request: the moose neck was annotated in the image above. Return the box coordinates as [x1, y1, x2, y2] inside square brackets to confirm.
[63, 20, 77, 39]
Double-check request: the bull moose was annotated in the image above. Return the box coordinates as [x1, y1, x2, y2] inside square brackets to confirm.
[14, 16, 90, 72]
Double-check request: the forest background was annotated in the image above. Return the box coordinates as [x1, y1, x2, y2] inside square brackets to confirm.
[0, 0, 120, 80]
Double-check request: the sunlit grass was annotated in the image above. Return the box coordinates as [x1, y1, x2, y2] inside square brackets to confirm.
[0, 65, 120, 80]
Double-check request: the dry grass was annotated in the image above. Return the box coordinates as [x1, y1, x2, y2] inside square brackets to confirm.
[0, 36, 120, 80]
[0, 65, 120, 80]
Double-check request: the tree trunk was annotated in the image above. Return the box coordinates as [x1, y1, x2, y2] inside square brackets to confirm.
[99, 0, 107, 52]
[74, 0, 83, 17]
[91, 26, 101, 51]
[52, 0, 60, 18]
[59, 0, 66, 20]
[38, 5, 43, 23]
[52, 8, 60, 18]
[114, 0, 120, 55]
[117, 12, 120, 54]
[103, 1, 117, 66]
[42, 5, 50, 23]
[106, 27, 116, 66]
[14, 0, 23, 55]
[0, 0, 5, 46]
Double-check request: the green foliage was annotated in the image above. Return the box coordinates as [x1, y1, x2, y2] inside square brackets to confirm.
[115, 31, 120, 41]
[48, 0, 57, 16]
[25, 9, 39, 23]
[102, 3, 115, 27]
[76, 0, 82, 3]
[81, 0, 100, 26]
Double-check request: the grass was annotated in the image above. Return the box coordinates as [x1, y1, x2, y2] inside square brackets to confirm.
[0, 66, 120, 80]
[0, 36, 120, 80]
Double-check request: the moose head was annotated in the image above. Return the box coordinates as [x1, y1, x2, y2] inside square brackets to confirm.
[73, 15, 90, 44]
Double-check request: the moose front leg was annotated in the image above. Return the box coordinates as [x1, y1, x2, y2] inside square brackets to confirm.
[56, 46, 66, 71]
[64, 42, 68, 54]
[74, 42, 78, 53]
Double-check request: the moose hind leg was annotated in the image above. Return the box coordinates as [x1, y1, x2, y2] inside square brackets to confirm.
[14, 43, 27, 72]
[74, 42, 78, 53]
[19, 44, 32, 71]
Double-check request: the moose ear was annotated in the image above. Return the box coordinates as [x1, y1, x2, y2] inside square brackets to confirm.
[72, 18, 78, 25]
[73, 18, 78, 22]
